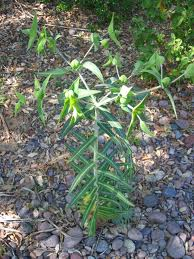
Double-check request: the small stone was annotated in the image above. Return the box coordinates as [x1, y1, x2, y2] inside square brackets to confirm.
[147, 243, 159, 253]
[69, 29, 76, 35]
[96, 240, 109, 253]
[159, 100, 169, 108]
[151, 229, 165, 241]
[70, 252, 82, 259]
[148, 212, 167, 224]
[38, 221, 53, 232]
[124, 239, 135, 253]
[163, 186, 177, 198]
[184, 135, 194, 148]
[166, 236, 185, 258]
[98, 135, 105, 144]
[63, 227, 83, 249]
[18, 206, 30, 218]
[175, 119, 189, 129]
[20, 175, 35, 189]
[175, 130, 182, 139]
[159, 116, 170, 125]
[30, 249, 45, 257]
[41, 235, 59, 248]
[35, 232, 51, 241]
[58, 252, 69, 259]
[137, 251, 147, 258]
[159, 239, 166, 250]
[141, 227, 151, 237]
[20, 222, 33, 235]
[143, 194, 158, 208]
[31, 199, 40, 208]
[167, 221, 181, 235]
[128, 228, 143, 241]
[85, 237, 96, 247]
[112, 238, 123, 250]
[146, 170, 165, 182]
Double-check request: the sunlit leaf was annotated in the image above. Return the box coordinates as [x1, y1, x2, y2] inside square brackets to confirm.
[82, 61, 104, 82]
[108, 13, 121, 48]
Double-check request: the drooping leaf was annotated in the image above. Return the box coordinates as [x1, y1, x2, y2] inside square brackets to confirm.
[82, 194, 96, 226]
[139, 118, 155, 137]
[100, 171, 131, 189]
[82, 61, 104, 82]
[90, 33, 100, 51]
[184, 63, 194, 81]
[108, 14, 121, 48]
[76, 89, 101, 99]
[27, 15, 38, 50]
[163, 88, 177, 118]
[14, 92, 26, 116]
[38, 67, 71, 77]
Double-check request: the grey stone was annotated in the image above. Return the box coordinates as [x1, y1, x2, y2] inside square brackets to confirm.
[143, 194, 158, 208]
[98, 135, 105, 144]
[70, 252, 82, 259]
[31, 199, 40, 208]
[146, 170, 165, 182]
[151, 229, 165, 241]
[148, 212, 167, 224]
[35, 232, 51, 241]
[175, 119, 189, 129]
[38, 221, 53, 232]
[147, 243, 159, 253]
[159, 116, 169, 125]
[20, 222, 33, 235]
[166, 236, 185, 258]
[163, 187, 177, 198]
[58, 252, 69, 259]
[96, 240, 109, 253]
[112, 238, 123, 250]
[18, 206, 30, 218]
[137, 251, 147, 258]
[128, 228, 143, 241]
[63, 227, 83, 249]
[167, 221, 181, 234]
[124, 239, 135, 253]
[40, 235, 59, 248]
[159, 239, 166, 250]
[159, 100, 169, 108]
[175, 130, 182, 139]
[85, 237, 96, 247]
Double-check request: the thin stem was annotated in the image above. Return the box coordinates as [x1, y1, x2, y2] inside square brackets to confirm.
[56, 48, 70, 66]
[93, 108, 99, 202]
[136, 85, 162, 95]
[170, 73, 185, 84]
[116, 65, 120, 78]
[81, 43, 94, 63]
[78, 73, 97, 105]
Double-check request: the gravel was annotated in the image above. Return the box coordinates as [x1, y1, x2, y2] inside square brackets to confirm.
[166, 236, 185, 258]
[63, 227, 83, 250]
[148, 212, 167, 224]
[128, 228, 143, 241]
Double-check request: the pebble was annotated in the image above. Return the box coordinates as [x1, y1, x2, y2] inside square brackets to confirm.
[175, 130, 182, 139]
[146, 170, 165, 182]
[35, 233, 51, 241]
[124, 239, 135, 253]
[58, 252, 69, 259]
[128, 228, 143, 241]
[112, 238, 123, 250]
[159, 100, 169, 108]
[70, 252, 82, 259]
[96, 240, 109, 253]
[159, 116, 170, 125]
[148, 212, 167, 224]
[147, 242, 159, 253]
[40, 235, 59, 248]
[151, 229, 165, 241]
[167, 221, 181, 234]
[63, 227, 83, 249]
[143, 194, 158, 208]
[38, 221, 53, 232]
[166, 236, 185, 258]
[20, 222, 33, 235]
[163, 186, 177, 198]
[175, 119, 189, 129]
[184, 135, 194, 148]
[137, 251, 147, 258]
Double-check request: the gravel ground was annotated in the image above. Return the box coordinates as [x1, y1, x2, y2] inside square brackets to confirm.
[0, 1, 193, 259]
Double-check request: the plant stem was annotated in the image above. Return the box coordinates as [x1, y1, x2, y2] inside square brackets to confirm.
[81, 43, 94, 63]
[136, 85, 162, 95]
[93, 108, 99, 202]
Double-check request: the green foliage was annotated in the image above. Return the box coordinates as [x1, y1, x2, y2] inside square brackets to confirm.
[21, 13, 193, 236]
[14, 92, 26, 116]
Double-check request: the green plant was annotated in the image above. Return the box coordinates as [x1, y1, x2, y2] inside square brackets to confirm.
[20, 14, 194, 235]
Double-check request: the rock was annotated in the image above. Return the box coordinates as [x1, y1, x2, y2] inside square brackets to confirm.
[96, 240, 109, 253]
[63, 227, 83, 249]
[166, 236, 185, 258]
[184, 135, 194, 148]
[98, 135, 105, 144]
[20, 175, 35, 189]
[18, 206, 30, 218]
[137, 251, 147, 258]
[85, 237, 96, 247]
[41, 235, 59, 248]
[159, 100, 168, 108]
[124, 239, 135, 253]
[146, 170, 165, 182]
[159, 239, 166, 250]
[35, 233, 51, 241]
[167, 221, 181, 234]
[151, 229, 165, 241]
[175, 130, 182, 139]
[141, 227, 151, 237]
[163, 186, 177, 198]
[70, 252, 82, 259]
[30, 249, 45, 257]
[20, 222, 33, 235]
[143, 194, 158, 208]
[147, 242, 159, 253]
[38, 221, 53, 232]
[128, 228, 143, 241]
[148, 212, 167, 224]
[159, 116, 170, 125]
[69, 29, 76, 35]
[175, 119, 189, 129]
[58, 252, 69, 259]
[112, 238, 123, 250]
[31, 199, 40, 208]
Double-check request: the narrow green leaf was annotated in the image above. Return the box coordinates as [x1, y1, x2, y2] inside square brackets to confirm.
[163, 88, 177, 118]
[99, 182, 134, 207]
[60, 117, 77, 138]
[98, 152, 121, 173]
[70, 162, 95, 192]
[69, 177, 95, 207]
[69, 135, 97, 163]
[14, 92, 26, 116]
[76, 89, 101, 99]
[108, 14, 121, 48]
[88, 209, 97, 236]
[27, 15, 38, 50]
[82, 61, 104, 82]
[100, 171, 131, 189]
[38, 67, 71, 77]
[82, 194, 96, 226]
[139, 118, 155, 137]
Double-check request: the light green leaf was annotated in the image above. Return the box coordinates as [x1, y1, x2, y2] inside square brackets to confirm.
[163, 88, 177, 118]
[27, 15, 38, 50]
[82, 193, 96, 226]
[184, 63, 194, 80]
[108, 14, 121, 48]
[82, 61, 104, 82]
[139, 118, 155, 137]
[38, 67, 71, 77]
[76, 89, 101, 99]
[100, 171, 131, 189]
[70, 162, 95, 192]
[14, 92, 26, 116]
[91, 33, 100, 51]
[88, 209, 97, 236]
